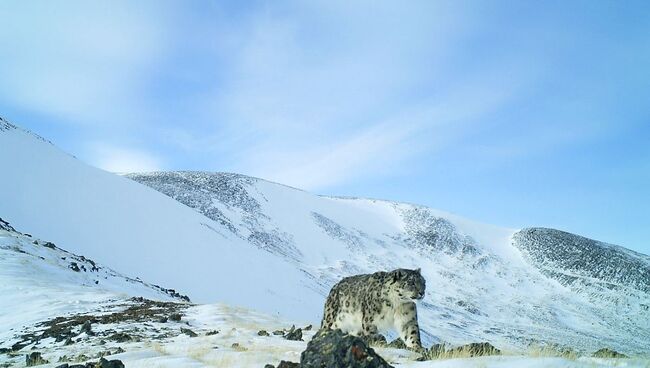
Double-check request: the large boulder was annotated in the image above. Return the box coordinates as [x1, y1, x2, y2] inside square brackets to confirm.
[301, 329, 393, 368]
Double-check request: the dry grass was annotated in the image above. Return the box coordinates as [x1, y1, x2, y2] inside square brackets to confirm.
[523, 344, 579, 360]
[419, 342, 501, 360]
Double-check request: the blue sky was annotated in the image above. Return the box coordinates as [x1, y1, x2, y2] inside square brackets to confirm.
[1, 1, 648, 253]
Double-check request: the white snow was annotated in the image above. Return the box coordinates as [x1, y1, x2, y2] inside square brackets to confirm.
[0, 124, 324, 320]
[3, 300, 646, 368]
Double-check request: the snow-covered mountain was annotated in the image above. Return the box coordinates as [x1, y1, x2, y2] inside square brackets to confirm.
[1, 116, 648, 357]
[125, 171, 650, 354]
[0, 117, 323, 318]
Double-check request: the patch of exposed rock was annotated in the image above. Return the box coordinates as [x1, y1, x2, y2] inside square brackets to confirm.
[300, 329, 393, 368]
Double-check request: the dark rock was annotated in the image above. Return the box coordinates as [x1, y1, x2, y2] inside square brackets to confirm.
[69, 262, 81, 272]
[592, 348, 628, 358]
[205, 330, 219, 336]
[0, 348, 9, 354]
[169, 313, 182, 322]
[43, 242, 56, 249]
[258, 330, 270, 336]
[113, 347, 125, 354]
[80, 320, 95, 336]
[64, 337, 74, 346]
[303, 324, 313, 331]
[97, 357, 125, 368]
[264, 364, 275, 368]
[56, 364, 69, 368]
[26, 352, 49, 366]
[300, 329, 394, 368]
[181, 327, 198, 337]
[277, 361, 300, 368]
[108, 333, 131, 343]
[12, 340, 28, 351]
[157, 317, 168, 323]
[272, 330, 285, 335]
[0, 217, 16, 232]
[284, 325, 303, 341]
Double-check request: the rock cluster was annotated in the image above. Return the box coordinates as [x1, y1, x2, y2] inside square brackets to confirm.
[300, 329, 394, 368]
[55, 358, 125, 368]
[284, 326, 303, 341]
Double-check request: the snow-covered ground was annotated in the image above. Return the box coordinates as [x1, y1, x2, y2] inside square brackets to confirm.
[2, 298, 647, 368]
[0, 221, 187, 344]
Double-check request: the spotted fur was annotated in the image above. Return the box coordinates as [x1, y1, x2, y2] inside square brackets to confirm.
[321, 268, 426, 350]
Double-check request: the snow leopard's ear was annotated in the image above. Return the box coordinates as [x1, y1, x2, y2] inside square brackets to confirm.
[393, 269, 404, 282]
[415, 268, 421, 274]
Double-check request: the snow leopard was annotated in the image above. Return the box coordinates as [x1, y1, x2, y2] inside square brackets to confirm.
[321, 268, 426, 350]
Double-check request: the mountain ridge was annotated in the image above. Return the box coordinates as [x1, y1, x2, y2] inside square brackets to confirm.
[127, 170, 650, 353]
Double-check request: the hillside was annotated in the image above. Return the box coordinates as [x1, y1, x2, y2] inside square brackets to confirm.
[0, 117, 322, 319]
[1, 116, 648, 356]
[126, 171, 650, 354]
[0, 217, 189, 342]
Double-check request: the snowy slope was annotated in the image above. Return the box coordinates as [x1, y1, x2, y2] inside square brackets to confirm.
[0, 217, 187, 345]
[127, 171, 650, 354]
[0, 117, 323, 319]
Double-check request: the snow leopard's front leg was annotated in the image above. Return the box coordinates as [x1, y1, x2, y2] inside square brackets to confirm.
[395, 301, 422, 350]
[361, 299, 380, 336]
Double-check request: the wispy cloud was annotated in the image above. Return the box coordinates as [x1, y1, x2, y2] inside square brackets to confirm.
[1, 0, 647, 195]
[148, 1, 529, 189]
[0, 1, 173, 127]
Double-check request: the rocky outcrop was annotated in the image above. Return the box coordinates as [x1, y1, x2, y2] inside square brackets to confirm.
[513, 228, 650, 293]
[300, 329, 393, 368]
[284, 326, 303, 341]
[0, 217, 16, 232]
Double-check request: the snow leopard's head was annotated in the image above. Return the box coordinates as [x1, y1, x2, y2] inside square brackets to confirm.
[389, 268, 426, 300]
